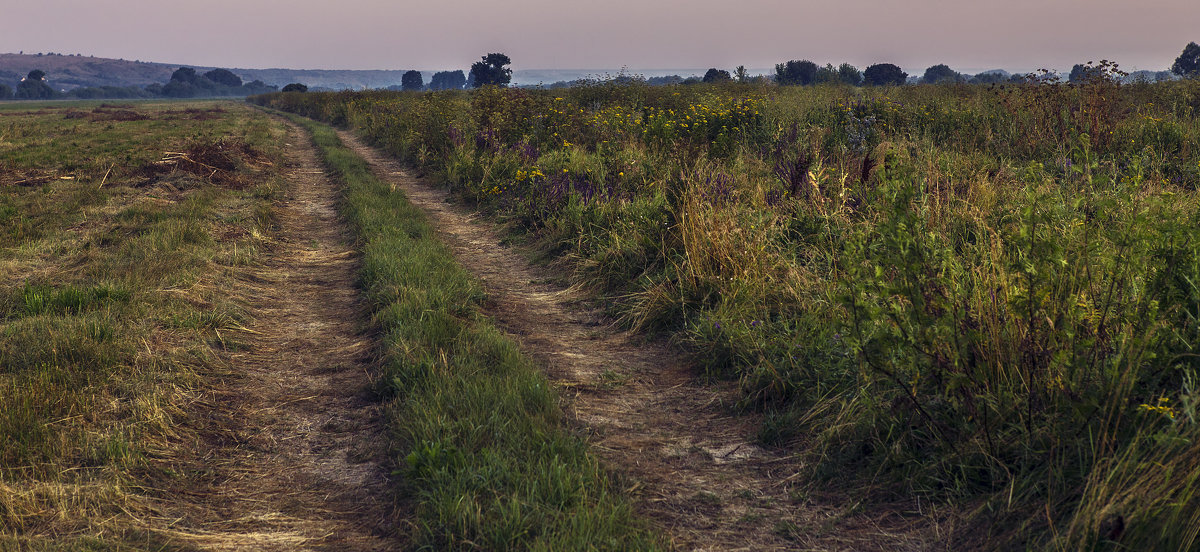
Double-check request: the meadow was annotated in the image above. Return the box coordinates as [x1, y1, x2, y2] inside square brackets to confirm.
[254, 73, 1200, 549]
[0, 100, 287, 548]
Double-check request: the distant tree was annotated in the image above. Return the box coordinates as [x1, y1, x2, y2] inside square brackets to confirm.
[1069, 63, 1103, 83]
[401, 70, 424, 91]
[144, 83, 164, 96]
[1172, 42, 1200, 78]
[969, 70, 1008, 84]
[863, 63, 907, 86]
[814, 63, 839, 84]
[282, 83, 308, 92]
[469, 53, 512, 88]
[27, 69, 46, 81]
[0, 83, 12, 100]
[921, 64, 963, 84]
[774, 59, 818, 85]
[429, 70, 467, 90]
[702, 68, 732, 83]
[838, 63, 862, 86]
[647, 75, 684, 86]
[204, 68, 243, 87]
[170, 67, 200, 84]
[161, 80, 197, 98]
[734, 65, 749, 83]
[16, 78, 55, 99]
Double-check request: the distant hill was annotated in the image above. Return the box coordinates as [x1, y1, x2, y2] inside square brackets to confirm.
[0, 52, 416, 91]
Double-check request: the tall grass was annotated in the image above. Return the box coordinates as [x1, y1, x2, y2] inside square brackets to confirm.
[254, 74, 1200, 548]
[289, 115, 662, 550]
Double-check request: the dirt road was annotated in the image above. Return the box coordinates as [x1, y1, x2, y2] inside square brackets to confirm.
[336, 130, 935, 551]
[154, 122, 397, 551]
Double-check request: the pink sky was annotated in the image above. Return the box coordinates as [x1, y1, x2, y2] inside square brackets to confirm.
[4, 0, 1195, 73]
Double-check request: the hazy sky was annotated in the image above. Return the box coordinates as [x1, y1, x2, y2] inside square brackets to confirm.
[3, 0, 1195, 73]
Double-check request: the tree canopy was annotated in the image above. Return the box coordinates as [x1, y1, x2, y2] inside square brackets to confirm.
[774, 59, 818, 86]
[282, 83, 308, 93]
[863, 63, 907, 86]
[204, 68, 243, 87]
[401, 70, 424, 91]
[16, 79, 55, 99]
[469, 53, 512, 88]
[1172, 42, 1200, 78]
[702, 68, 732, 83]
[430, 70, 467, 91]
[921, 64, 963, 84]
[0, 83, 12, 100]
[26, 69, 46, 81]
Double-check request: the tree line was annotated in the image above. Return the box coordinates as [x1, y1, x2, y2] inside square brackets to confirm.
[0, 66, 278, 100]
[4, 43, 1197, 100]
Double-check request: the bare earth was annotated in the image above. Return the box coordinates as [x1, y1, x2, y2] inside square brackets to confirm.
[153, 123, 398, 551]
[336, 130, 939, 551]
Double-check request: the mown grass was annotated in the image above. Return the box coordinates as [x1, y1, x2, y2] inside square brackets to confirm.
[286, 114, 663, 550]
[256, 74, 1200, 549]
[1, 100, 286, 549]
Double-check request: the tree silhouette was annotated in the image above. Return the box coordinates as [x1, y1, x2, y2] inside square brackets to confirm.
[774, 59, 818, 85]
[204, 68, 242, 87]
[401, 70, 424, 91]
[838, 63, 862, 86]
[863, 63, 907, 86]
[1172, 42, 1200, 78]
[430, 70, 467, 91]
[469, 53, 512, 88]
[282, 83, 308, 93]
[921, 64, 962, 84]
[703, 68, 732, 83]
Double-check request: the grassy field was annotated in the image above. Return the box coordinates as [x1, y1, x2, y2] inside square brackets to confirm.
[288, 114, 663, 550]
[255, 74, 1200, 549]
[0, 100, 287, 549]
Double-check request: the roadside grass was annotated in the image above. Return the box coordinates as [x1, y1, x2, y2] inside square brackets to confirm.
[256, 76, 1200, 549]
[1, 100, 286, 549]
[290, 114, 663, 550]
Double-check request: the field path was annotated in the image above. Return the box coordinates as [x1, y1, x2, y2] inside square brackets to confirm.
[156, 122, 397, 551]
[338, 131, 934, 551]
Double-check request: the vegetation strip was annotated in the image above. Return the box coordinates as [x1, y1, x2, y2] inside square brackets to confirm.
[288, 114, 662, 550]
[256, 76, 1200, 549]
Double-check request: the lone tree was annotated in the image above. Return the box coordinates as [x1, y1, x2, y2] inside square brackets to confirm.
[429, 70, 467, 90]
[26, 69, 46, 81]
[401, 70, 424, 91]
[204, 68, 242, 87]
[921, 64, 963, 84]
[469, 53, 512, 88]
[702, 68, 732, 83]
[281, 83, 308, 92]
[863, 63, 907, 86]
[774, 59, 818, 85]
[1172, 42, 1200, 78]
